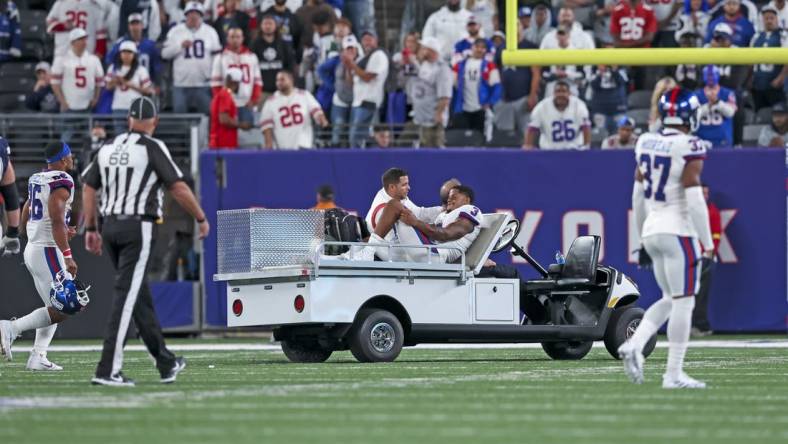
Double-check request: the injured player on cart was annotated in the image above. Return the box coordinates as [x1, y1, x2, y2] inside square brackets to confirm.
[341, 184, 482, 263]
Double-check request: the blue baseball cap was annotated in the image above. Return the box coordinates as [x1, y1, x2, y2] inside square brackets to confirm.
[519, 6, 532, 18]
[617, 116, 635, 128]
[702, 65, 721, 86]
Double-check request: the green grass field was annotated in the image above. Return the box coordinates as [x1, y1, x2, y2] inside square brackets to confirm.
[1, 341, 787, 444]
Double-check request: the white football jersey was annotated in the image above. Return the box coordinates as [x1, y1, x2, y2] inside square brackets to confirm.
[106, 64, 151, 110]
[161, 23, 222, 87]
[26, 170, 75, 247]
[210, 48, 263, 107]
[635, 127, 708, 239]
[51, 49, 105, 110]
[365, 188, 444, 236]
[47, 0, 111, 56]
[437, 204, 483, 263]
[260, 89, 323, 149]
[528, 96, 590, 150]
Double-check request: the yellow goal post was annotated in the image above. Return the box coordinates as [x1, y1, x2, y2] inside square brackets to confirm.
[501, 0, 788, 66]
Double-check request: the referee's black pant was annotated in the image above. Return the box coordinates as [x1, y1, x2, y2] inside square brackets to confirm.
[95, 218, 176, 378]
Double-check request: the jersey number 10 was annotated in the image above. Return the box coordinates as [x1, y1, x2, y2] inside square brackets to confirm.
[639, 153, 671, 202]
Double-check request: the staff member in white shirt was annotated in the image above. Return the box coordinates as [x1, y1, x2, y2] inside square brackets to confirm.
[162, 2, 222, 114]
[51, 28, 105, 143]
[106, 40, 153, 134]
[342, 30, 389, 148]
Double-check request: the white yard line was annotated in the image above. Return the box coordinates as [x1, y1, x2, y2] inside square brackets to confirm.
[9, 339, 788, 353]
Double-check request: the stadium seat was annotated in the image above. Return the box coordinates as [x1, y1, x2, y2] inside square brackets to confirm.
[743, 108, 756, 125]
[488, 129, 522, 148]
[742, 124, 767, 146]
[627, 108, 651, 128]
[0, 93, 26, 112]
[445, 129, 485, 148]
[755, 107, 773, 124]
[591, 128, 608, 147]
[0, 62, 36, 79]
[20, 11, 48, 43]
[21, 40, 44, 61]
[626, 90, 652, 110]
[0, 77, 33, 94]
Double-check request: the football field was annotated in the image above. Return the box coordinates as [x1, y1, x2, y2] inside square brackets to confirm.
[1, 338, 787, 444]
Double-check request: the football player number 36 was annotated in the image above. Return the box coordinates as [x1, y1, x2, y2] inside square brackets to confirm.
[279, 104, 304, 127]
[28, 184, 44, 221]
[639, 154, 672, 202]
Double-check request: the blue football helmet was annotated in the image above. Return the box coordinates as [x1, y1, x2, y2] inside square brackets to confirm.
[49, 271, 90, 315]
[658, 87, 701, 133]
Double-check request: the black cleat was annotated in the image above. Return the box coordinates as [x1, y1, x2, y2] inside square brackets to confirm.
[160, 357, 186, 384]
[91, 372, 136, 387]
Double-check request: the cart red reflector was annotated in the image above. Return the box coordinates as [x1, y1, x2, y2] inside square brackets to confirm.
[232, 299, 243, 317]
[294, 295, 305, 313]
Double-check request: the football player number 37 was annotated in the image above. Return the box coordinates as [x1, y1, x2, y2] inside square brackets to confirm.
[639, 153, 672, 202]
[279, 104, 304, 127]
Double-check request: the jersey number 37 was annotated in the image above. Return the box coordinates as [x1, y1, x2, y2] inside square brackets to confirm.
[639, 153, 671, 202]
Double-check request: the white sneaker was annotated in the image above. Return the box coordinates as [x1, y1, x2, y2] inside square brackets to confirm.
[0, 320, 15, 361]
[618, 341, 644, 384]
[26, 352, 63, 371]
[662, 372, 707, 389]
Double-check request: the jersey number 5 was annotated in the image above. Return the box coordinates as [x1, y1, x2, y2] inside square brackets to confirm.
[75, 67, 87, 88]
[28, 184, 44, 221]
[639, 153, 671, 202]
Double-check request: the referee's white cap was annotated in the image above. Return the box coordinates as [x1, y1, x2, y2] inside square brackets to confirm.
[128, 97, 158, 120]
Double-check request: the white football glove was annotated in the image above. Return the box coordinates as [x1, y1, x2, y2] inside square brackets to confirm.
[0, 236, 21, 256]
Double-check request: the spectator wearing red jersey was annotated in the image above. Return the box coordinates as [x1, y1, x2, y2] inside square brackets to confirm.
[611, 0, 658, 48]
[210, 68, 252, 149]
[692, 184, 722, 337]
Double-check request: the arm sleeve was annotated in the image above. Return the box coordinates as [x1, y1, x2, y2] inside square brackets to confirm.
[148, 1, 161, 41]
[687, 186, 714, 251]
[148, 141, 184, 187]
[632, 180, 646, 236]
[46, 2, 67, 34]
[161, 28, 181, 59]
[50, 57, 64, 85]
[646, 11, 658, 33]
[260, 101, 274, 130]
[528, 103, 543, 129]
[610, 10, 621, 35]
[9, 11, 21, 57]
[94, 57, 105, 86]
[713, 91, 737, 117]
[307, 92, 322, 117]
[210, 54, 223, 89]
[436, 65, 454, 99]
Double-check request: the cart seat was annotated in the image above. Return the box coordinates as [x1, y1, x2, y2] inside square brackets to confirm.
[466, 213, 510, 275]
[556, 236, 601, 286]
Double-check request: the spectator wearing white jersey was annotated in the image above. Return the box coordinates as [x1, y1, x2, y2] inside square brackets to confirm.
[409, 37, 453, 148]
[105, 40, 153, 133]
[47, 0, 111, 58]
[51, 28, 105, 142]
[162, 2, 222, 114]
[210, 27, 262, 126]
[422, 0, 473, 61]
[344, 30, 388, 148]
[540, 8, 596, 50]
[260, 71, 328, 149]
[524, 80, 591, 150]
[767, 0, 788, 29]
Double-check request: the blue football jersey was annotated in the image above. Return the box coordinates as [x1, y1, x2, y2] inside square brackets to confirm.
[0, 136, 10, 179]
[695, 87, 736, 148]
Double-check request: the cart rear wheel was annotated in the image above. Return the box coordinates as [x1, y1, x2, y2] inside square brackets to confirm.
[349, 309, 404, 363]
[541, 340, 594, 360]
[604, 305, 657, 360]
[280, 339, 333, 363]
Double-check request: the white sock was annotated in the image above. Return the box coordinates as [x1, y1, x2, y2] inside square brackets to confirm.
[10, 307, 52, 337]
[666, 297, 695, 379]
[32, 324, 58, 355]
[629, 296, 672, 351]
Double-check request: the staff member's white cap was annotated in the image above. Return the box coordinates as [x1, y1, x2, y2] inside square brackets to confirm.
[69, 28, 88, 42]
[342, 35, 359, 50]
[184, 1, 205, 15]
[419, 36, 442, 55]
[119, 40, 138, 53]
[226, 67, 243, 83]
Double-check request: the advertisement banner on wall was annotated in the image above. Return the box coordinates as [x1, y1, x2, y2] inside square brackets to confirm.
[201, 149, 787, 332]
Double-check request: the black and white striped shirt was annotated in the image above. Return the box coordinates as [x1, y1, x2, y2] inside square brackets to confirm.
[82, 131, 183, 219]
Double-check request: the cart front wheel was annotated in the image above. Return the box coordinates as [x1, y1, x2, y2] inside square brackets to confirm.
[349, 309, 404, 363]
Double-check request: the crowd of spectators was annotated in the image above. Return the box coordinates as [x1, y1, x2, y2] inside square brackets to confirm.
[1, 0, 788, 149]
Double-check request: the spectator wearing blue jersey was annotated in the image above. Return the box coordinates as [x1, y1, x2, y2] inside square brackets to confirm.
[452, 15, 488, 66]
[106, 14, 162, 87]
[750, 5, 787, 111]
[451, 38, 501, 133]
[587, 63, 628, 135]
[0, 0, 21, 63]
[706, 0, 754, 47]
[696, 65, 737, 147]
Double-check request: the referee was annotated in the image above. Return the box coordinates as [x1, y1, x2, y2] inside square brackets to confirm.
[82, 97, 210, 387]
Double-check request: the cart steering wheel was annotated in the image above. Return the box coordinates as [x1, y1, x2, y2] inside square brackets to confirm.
[491, 219, 521, 253]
